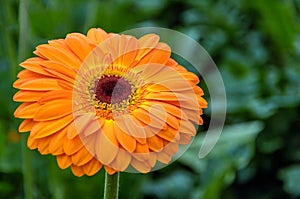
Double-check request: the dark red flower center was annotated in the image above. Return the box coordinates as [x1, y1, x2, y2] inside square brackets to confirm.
[95, 76, 132, 104]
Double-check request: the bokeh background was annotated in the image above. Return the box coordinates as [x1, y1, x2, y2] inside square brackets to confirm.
[1, 0, 300, 198]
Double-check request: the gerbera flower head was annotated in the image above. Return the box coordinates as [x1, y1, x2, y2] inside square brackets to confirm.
[13, 28, 207, 176]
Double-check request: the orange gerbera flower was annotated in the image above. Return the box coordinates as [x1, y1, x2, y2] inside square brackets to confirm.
[13, 28, 207, 176]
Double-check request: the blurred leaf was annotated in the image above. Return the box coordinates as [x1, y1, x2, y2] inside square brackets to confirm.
[279, 165, 300, 196]
[248, 0, 298, 54]
[0, 60, 14, 119]
[179, 121, 264, 199]
[0, 141, 22, 173]
[180, 121, 264, 171]
[0, 181, 14, 196]
[142, 170, 194, 199]
[0, 121, 6, 157]
[134, 0, 167, 15]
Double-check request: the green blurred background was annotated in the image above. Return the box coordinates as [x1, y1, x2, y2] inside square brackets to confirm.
[1, 0, 300, 198]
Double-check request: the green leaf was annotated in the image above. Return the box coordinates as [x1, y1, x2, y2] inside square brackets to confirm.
[179, 121, 264, 199]
[248, 0, 298, 54]
[279, 165, 300, 196]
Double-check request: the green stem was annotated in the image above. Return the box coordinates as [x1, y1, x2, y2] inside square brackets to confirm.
[104, 172, 119, 199]
[18, 0, 29, 62]
[18, 0, 33, 199]
[21, 135, 33, 199]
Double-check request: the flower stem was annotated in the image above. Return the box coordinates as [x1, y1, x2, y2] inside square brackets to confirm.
[18, 0, 33, 199]
[104, 172, 119, 199]
[18, 0, 29, 62]
[21, 136, 33, 199]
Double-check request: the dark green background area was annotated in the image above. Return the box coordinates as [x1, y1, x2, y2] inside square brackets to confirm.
[1, 0, 300, 198]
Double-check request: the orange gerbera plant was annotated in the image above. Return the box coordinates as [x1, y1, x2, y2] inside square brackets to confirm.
[13, 28, 207, 177]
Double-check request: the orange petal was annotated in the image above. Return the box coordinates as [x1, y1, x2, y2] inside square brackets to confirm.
[140, 104, 170, 130]
[179, 133, 192, 144]
[14, 78, 66, 91]
[147, 102, 201, 125]
[147, 135, 164, 152]
[71, 165, 84, 177]
[198, 96, 208, 108]
[74, 113, 102, 137]
[198, 117, 204, 125]
[35, 44, 81, 69]
[163, 142, 179, 156]
[136, 42, 171, 65]
[181, 108, 200, 124]
[34, 100, 72, 121]
[104, 165, 117, 175]
[148, 67, 197, 87]
[134, 63, 165, 80]
[30, 115, 73, 139]
[156, 127, 179, 143]
[95, 121, 119, 165]
[43, 68, 75, 84]
[182, 71, 200, 84]
[95, 35, 120, 63]
[85, 117, 104, 137]
[144, 101, 182, 118]
[193, 86, 204, 95]
[126, 115, 147, 139]
[144, 92, 188, 102]
[41, 61, 77, 80]
[87, 28, 109, 44]
[57, 154, 72, 169]
[82, 159, 102, 176]
[48, 39, 68, 48]
[20, 60, 55, 77]
[136, 34, 160, 61]
[114, 122, 136, 153]
[146, 83, 170, 92]
[164, 94, 200, 110]
[112, 35, 138, 67]
[65, 33, 92, 61]
[63, 135, 84, 155]
[14, 102, 41, 119]
[131, 108, 151, 124]
[179, 121, 196, 135]
[19, 119, 34, 132]
[13, 90, 45, 102]
[102, 121, 119, 146]
[27, 136, 38, 149]
[49, 127, 67, 155]
[156, 151, 171, 164]
[165, 113, 180, 129]
[67, 122, 78, 139]
[134, 106, 166, 130]
[37, 137, 51, 155]
[110, 149, 131, 171]
[146, 152, 157, 168]
[165, 58, 178, 67]
[71, 147, 94, 166]
[134, 142, 149, 155]
[152, 78, 195, 91]
[16, 69, 49, 81]
[38, 90, 72, 104]
[131, 158, 151, 173]
[115, 115, 146, 144]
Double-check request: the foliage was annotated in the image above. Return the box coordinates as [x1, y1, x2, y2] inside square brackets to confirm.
[0, 0, 300, 198]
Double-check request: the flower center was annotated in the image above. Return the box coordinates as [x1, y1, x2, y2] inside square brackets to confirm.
[95, 76, 132, 104]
